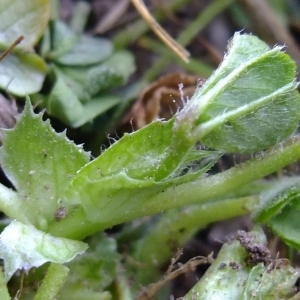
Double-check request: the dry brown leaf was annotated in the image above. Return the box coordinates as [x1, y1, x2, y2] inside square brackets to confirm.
[123, 73, 200, 130]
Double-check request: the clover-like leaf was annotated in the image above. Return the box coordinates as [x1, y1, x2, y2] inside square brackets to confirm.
[0, 220, 88, 282]
[174, 32, 300, 153]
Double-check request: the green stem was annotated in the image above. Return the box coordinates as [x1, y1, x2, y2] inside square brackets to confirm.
[70, 1, 91, 34]
[131, 195, 259, 287]
[50, 0, 59, 20]
[34, 263, 69, 300]
[0, 185, 29, 225]
[0, 267, 10, 300]
[49, 133, 300, 240]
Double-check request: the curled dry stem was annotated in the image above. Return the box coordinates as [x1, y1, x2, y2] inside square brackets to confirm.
[136, 251, 214, 300]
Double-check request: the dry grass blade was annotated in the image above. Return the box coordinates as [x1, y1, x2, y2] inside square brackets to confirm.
[0, 36, 24, 62]
[131, 0, 190, 62]
[94, 0, 131, 33]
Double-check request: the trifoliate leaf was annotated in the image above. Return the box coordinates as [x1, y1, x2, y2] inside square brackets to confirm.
[0, 220, 88, 282]
[174, 32, 300, 153]
[0, 100, 89, 229]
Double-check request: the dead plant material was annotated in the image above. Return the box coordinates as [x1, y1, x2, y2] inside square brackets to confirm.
[123, 73, 200, 129]
[0, 36, 24, 62]
[94, 0, 131, 33]
[136, 251, 214, 300]
[131, 0, 190, 62]
[237, 230, 272, 266]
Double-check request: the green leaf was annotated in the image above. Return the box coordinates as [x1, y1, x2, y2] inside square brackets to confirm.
[59, 233, 120, 299]
[56, 35, 112, 66]
[43, 67, 121, 127]
[46, 21, 112, 66]
[183, 227, 299, 300]
[70, 119, 185, 181]
[72, 96, 121, 128]
[47, 20, 78, 59]
[174, 32, 300, 153]
[85, 51, 136, 95]
[0, 49, 48, 96]
[0, 0, 50, 48]
[52, 66, 91, 103]
[0, 220, 88, 282]
[254, 180, 300, 251]
[62, 119, 217, 221]
[0, 100, 90, 229]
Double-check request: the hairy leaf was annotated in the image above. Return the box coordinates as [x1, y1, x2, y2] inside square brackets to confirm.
[0, 100, 89, 229]
[254, 179, 300, 251]
[62, 119, 217, 221]
[174, 32, 300, 153]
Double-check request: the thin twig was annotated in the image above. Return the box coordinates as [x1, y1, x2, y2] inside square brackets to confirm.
[136, 252, 214, 300]
[0, 36, 24, 62]
[131, 0, 190, 62]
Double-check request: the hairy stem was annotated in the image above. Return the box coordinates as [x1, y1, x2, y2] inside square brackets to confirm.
[49, 133, 300, 240]
[34, 264, 69, 300]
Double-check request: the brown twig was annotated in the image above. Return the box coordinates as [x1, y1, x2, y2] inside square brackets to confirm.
[136, 252, 214, 300]
[131, 0, 190, 63]
[0, 36, 24, 62]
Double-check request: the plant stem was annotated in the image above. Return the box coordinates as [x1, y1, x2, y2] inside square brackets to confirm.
[34, 263, 69, 300]
[131, 195, 259, 287]
[0, 267, 10, 300]
[70, 1, 91, 34]
[49, 133, 300, 240]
